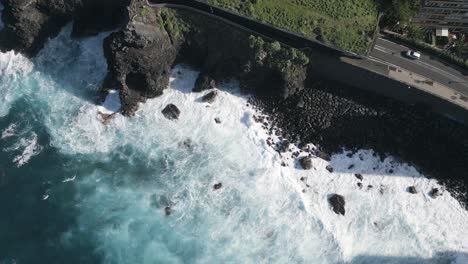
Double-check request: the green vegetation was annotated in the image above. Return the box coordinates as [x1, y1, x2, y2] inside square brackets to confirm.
[249, 36, 310, 69]
[159, 9, 191, 40]
[205, 0, 380, 54]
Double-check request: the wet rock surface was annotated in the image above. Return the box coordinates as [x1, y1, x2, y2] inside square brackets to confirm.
[408, 186, 418, 194]
[202, 90, 218, 104]
[250, 78, 468, 208]
[162, 104, 180, 120]
[0, 0, 129, 56]
[299, 157, 313, 170]
[329, 194, 346, 216]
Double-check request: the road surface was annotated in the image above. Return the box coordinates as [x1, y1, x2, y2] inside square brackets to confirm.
[370, 37, 468, 97]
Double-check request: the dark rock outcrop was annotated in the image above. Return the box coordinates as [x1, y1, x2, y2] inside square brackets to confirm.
[201, 90, 218, 104]
[299, 156, 313, 170]
[429, 188, 442, 199]
[354, 174, 363, 181]
[193, 73, 216, 92]
[0, 0, 129, 56]
[103, 2, 178, 116]
[162, 104, 180, 120]
[407, 186, 418, 194]
[326, 165, 334, 173]
[329, 194, 346, 216]
[213, 183, 222, 190]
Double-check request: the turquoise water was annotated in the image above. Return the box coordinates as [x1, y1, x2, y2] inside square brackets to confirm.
[1, 26, 468, 264]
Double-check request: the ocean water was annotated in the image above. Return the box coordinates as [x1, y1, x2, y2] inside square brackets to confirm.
[0, 25, 467, 264]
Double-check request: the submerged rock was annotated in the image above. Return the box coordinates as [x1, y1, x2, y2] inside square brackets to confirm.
[164, 206, 172, 216]
[299, 157, 313, 170]
[329, 194, 346, 216]
[162, 104, 180, 120]
[202, 90, 218, 104]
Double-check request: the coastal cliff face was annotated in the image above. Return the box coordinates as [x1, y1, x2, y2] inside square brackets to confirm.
[0, 0, 129, 56]
[101, 1, 308, 115]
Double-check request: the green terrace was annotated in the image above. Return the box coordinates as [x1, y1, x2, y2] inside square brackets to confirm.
[203, 0, 381, 54]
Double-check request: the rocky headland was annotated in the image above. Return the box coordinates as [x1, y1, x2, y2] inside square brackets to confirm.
[0, 0, 467, 207]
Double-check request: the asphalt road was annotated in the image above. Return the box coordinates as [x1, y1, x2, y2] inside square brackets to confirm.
[370, 37, 468, 96]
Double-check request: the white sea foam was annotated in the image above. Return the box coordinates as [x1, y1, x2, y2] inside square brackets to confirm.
[0, 26, 466, 263]
[1, 123, 17, 139]
[0, 51, 34, 117]
[98, 90, 121, 115]
[62, 65, 468, 263]
[4, 132, 42, 167]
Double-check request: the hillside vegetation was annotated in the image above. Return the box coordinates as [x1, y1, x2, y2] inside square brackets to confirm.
[204, 0, 380, 54]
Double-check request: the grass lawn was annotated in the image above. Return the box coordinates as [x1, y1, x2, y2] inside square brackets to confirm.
[204, 0, 380, 54]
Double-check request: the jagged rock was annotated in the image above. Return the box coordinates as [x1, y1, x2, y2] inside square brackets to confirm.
[326, 165, 334, 173]
[213, 183, 222, 190]
[354, 173, 363, 181]
[317, 151, 331, 161]
[162, 104, 180, 120]
[357, 182, 363, 188]
[407, 186, 418, 194]
[429, 188, 441, 198]
[202, 90, 218, 104]
[0, 0, 129, 56]
[102, 1, 178, 116]
[280, 140, 290, 152]
[194, 73, 216, 92]
[299, 157, 313, 170]
[329, 194, 346, 216]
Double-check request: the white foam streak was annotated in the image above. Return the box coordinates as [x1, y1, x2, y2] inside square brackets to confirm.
[4, 132, 42, 167]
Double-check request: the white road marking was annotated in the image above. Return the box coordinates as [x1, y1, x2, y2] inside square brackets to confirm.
[373, 40, 468, 87]
[374, 45, 394, 54]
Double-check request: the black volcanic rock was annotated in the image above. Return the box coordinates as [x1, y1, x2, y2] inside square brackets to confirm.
[102, 2, 178, 116]
[407, 186, 418, 194]
[162, 104, 180, 120]
[194, 73, 216, 92]
[0, 0, 129, 56]
[202, 91, 218, 104]
[429, 188, 441, 199]
[299, 157, 313, 170]
[329, 194, 346, 216]
[355, 174, 363, 181]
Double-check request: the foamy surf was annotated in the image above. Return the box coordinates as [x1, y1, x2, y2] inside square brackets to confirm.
[61, 64, 468, 263]
[0, 25, 466, 263]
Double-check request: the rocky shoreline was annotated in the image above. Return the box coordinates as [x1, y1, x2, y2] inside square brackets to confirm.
[1, 0, 467, 208]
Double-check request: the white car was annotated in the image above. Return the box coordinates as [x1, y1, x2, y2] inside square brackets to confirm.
[406, 50, 421, 60]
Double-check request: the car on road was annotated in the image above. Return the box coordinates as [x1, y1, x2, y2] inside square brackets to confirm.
[405, 50, 421, 60]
